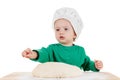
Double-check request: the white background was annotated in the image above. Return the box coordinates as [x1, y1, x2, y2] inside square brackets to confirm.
[0, 0, 120, 78]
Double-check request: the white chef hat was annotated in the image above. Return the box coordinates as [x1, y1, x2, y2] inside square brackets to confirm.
[52, 7, 83, 39]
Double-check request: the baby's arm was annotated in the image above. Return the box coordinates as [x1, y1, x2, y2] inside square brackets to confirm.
[82, 56, 100, 72]
[22, 48, 38, 59]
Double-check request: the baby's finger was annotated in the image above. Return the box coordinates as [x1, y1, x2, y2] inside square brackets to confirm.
[25, 55, 31, 58]
[22, 51, 27, 57]
[97, 65, 103, 69]
[26, 48, 32, 54]
[95, 60, 102, 65]
[97, 63, 103, 69]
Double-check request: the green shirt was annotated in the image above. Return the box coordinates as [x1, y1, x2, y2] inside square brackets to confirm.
[32, 43, 99, 72]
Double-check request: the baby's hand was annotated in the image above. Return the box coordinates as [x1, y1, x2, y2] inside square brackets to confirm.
[22, 48, 37, 59]
[94, 60, 103, 70]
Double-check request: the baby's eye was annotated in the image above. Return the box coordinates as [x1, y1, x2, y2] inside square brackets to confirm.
[56, 29, 60, 31]
[64, 28, 68, 31]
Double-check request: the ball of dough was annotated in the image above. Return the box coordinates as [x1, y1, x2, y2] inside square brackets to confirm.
[32, 62, 83, 78]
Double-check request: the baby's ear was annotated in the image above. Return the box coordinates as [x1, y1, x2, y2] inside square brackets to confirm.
[73, 33, 77, 41]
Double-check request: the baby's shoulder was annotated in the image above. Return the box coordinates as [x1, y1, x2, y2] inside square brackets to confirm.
[48, 43, 59, 46]
[74, 44, 84, 48]
[47, 43, 60, 48]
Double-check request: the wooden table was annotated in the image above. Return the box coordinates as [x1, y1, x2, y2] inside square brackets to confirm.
[0, 72, 120, 80]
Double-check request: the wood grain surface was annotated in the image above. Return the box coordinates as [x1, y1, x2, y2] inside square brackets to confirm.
[0, 72, 120, 80]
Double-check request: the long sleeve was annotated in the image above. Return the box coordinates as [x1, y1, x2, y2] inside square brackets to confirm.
[81, 56, 99, 72]
[31, 47, 50, 63]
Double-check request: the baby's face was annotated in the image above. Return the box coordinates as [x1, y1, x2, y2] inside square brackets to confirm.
[54, 19, 76, 46]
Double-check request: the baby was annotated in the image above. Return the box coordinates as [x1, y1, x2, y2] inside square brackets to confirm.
[22, 7, 103, 71]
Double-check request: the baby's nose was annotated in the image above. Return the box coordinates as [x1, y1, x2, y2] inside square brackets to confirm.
[60, 29, 64, 34]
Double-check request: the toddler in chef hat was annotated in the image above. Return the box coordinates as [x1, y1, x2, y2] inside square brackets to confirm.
[22, 7, 103, 71]
[53, 7, 83, 40]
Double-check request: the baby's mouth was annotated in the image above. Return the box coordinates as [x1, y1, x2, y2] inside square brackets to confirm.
[59, 36, 65, 40]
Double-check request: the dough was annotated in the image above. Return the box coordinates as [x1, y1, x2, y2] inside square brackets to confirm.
[32, 62, 83, 78]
